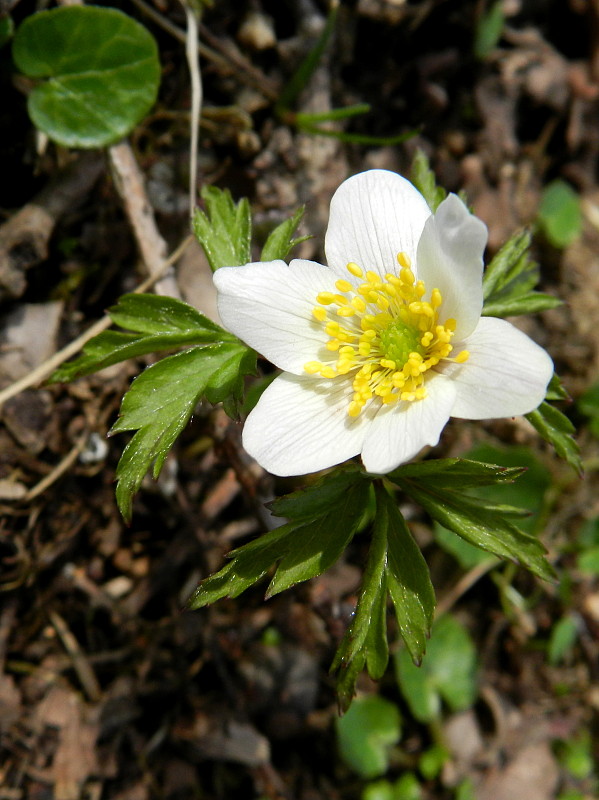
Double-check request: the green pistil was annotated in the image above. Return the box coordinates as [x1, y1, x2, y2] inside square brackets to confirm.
[379, 318, 423, 366]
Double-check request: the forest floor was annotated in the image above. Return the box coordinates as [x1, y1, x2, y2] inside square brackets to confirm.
[1, 1, 599, 799]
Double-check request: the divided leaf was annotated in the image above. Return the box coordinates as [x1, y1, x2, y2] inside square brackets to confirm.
[482, 230, 561, 316]
[111, 342, 254, 521]
[192, 185, 251, 271]
[391, 473, 553, 581]
[390, 457, 526, 489]
[50, 294, 232, 383]
[410, 150, 447, 213]
[189, 467, 371, 608]
[526, 401, 582, 474]
[13, 6, 160, 148]
[332, 485, 434, 710]
[260, 206, 310, 262]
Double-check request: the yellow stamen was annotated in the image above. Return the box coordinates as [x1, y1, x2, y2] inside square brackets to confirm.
[303, 254, 462, 416]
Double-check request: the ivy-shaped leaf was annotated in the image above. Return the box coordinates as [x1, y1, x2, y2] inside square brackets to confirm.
[13, 6, 160, 148]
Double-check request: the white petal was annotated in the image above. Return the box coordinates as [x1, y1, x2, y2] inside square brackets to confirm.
[214, 259, 337, 374]
[242, 373, 372, 476]
[324, 170, 431, 280]
[360, 374, 457, 474]
[416, 194, 488, 340]
[444, 317, 553, 419]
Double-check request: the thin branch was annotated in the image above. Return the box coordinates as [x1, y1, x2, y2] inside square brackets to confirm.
[0, 236, 193, 410]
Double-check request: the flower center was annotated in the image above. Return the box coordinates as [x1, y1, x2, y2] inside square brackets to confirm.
[303, 252, 470, 417]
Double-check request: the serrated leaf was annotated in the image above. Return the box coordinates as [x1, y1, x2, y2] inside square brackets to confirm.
[13, 7, 160, 148]
[50, 294, 231, 383]
[482, 230, 532, 300]
[392, 476, 553, 581]
[390, 457, 526, 489]
[481, 229, 562, 316]
[192, 185, 251, 271]
[269, 463, 365, 520]
[481, 291, 561, 317]
[382, 488, 435, 664]
[526, 401, 581, 474]
[266, 477, 370, 596]
[189, 467, 370, 608]
[538, 180, 582, 248]
[260, 206, 310, 262]
[111, 342, 251, 520]
[331, 496, 389, 696]
[410, 150, 447, 212]
[547, 372, 571, 402]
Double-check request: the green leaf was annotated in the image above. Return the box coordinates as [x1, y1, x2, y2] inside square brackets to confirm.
[13, 7, 160, 148]
[260, 206, 309, 262]
[335, 694, 401, 779]
[331, 494, 389, 709]
[482, 229, 562, 316]
[525, 401, 581, 474]
[390, 457, 527, 489]
[547, 372, 571, 402]
[394, 615, 477, 723]
[578, 380, 599, 437]
[538, 180, 582, 248]
[50, 294, 231, 383]
[382, 489, 435, 664]
[433, 445, 550, 568]
[548, 614, 579, 665]
[577, 546, 599, 575]
[474, 1, 504, 60]
[0, 15, 14, 48]
[481, 291, 562, 317]
[111, 342, 252, 520]
[410, 150, 446, 212]
[188, 467, 370, 608]
[192, 185, 252, 271]
[392, 473, 554, 581]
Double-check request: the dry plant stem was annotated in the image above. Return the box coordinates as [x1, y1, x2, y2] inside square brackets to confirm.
[0, 153, 104, 300]
[181, 1, 202, 214]
[435, 559, 498, 619]
[0, 236, 193, 411]
[24, 435, 87, 503]
[49, 610, 102, 703]
[108, 142, 182, 298]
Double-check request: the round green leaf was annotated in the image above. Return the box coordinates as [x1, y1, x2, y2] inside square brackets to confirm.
[336, 695, 401, 779]
[12, 6, 160, 148]
[537, 179, 582, 248]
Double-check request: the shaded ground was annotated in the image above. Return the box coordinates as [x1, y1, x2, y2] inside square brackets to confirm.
[1, 1, 599, 798]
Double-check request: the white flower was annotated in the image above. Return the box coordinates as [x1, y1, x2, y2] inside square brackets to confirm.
[213, 170, 554, 476]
